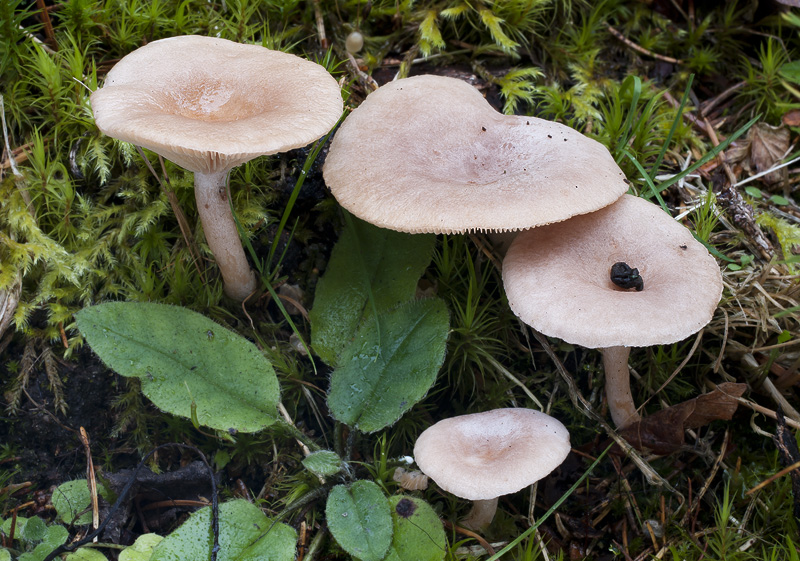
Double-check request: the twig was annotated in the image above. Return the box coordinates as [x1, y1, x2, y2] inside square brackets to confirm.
[485, 355, 544, 409]
[35, 0, 58, 51]
[700, 81, 745, 117]
[312, 0, 328, 48]
[746, 458, 800, 495]
[606, 25, 683, 64]
[442, 519, 496, 555]
[346, 52, 379, 92]
[706, 380, 800, 430]
[278, 402, 313, 458]
[79, 427, 100, 538]
[734, 155, 800, 188]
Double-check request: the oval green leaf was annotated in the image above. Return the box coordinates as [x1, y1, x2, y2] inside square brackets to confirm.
[65, 549, 108, 561]
[52, 480, 110, 525]
[150, 500, 296, 561]
[310, 217, 436, 365]
[75, 302, 279, 433]
[302, 450, 343, 477]
[326, 481, 393, 561]
[327, 298, 449, 432]
[386, 496, 446, 561]
[119, 534, 163, 561]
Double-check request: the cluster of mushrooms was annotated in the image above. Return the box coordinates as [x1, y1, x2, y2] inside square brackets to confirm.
[323, 74, 723, 526]
[91, 38, 723, 530]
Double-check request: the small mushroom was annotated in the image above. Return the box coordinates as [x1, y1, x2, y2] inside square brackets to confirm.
[414, 408, 570, 530]
[91, 35, 342, 300]
[502, 195, 723, 429]
[323, 75, 628, 234]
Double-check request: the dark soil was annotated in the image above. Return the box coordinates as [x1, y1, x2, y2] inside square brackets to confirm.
[0, 346, 120, 488]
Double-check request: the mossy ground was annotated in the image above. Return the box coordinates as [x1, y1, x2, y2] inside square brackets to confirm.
[2, 0, 800, 559]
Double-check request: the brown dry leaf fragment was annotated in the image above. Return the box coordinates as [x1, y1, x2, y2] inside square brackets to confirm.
[782, 109, 800, 127]
[620, 382, 747, 454]
[750, 123, 790, 187]
[726, 123, 789, 188]
[683, 381, 747, 428]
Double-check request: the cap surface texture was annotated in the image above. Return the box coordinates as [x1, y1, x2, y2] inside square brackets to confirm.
[414, 408, 570, 500]
[502, 194, 724, 348]
[323, 74, 628, 234]
[91, 35, 342, 174]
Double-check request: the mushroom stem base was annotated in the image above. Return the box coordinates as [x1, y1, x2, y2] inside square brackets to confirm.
[460, 497, 499, 531]
[195, 171, 258, 301]
[602, 346, 641, 429]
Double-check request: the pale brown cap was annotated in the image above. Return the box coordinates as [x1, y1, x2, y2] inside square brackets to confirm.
[91, 35, 342, 174]
[502, 195, 724, 348]
[413, 408, 570, 501]
[323, 74, 628, 234]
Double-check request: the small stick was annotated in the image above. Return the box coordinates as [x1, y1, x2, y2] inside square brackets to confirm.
[35, 0, 58, 51]
[58, 322, 69, 349]
[140, 498, 211, 511]
[700, 81, 745, 116]
[746, 458, 800, 495]
[313, 0, 328, 49]
[606, 25, 683, 64]
[707, 379, 800, 429]
[441, 519, 496, 555]
[79, 427, 100, 538]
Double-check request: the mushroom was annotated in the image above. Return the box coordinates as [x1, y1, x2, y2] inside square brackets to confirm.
[414, 408, 571, 530]
[323, 74, 628, 235]
[91, 35, 342, 300]
[502, 195, 724, 429]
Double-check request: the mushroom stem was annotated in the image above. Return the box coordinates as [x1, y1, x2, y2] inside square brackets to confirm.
[194, 170, 258, 301]
[460, 497, 499, 531]
[601, 346, 641, 429]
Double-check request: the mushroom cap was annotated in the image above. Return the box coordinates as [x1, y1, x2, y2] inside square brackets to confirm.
[413, 408, 571, 501]
[323, 74, 628, 234]
[91, 35, 342, 174]
[502, 195, 724, 348]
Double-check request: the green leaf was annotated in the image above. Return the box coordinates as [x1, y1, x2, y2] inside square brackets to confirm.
[302, 450, 343, 477]
[52, 480, 110, 525]
[744, 186, 763, 198]
[65, 548, 108, 561]
[119, 534, 164, 561]
[770, 194, 791, 206]
[75, 302, 280, 433]
[21, 516, 47, 543]
[1, 516, 27, 537]
[780, 60, 800, 84]
[385, 496, 446, 561]
[327, 299, 449, 432]
[18, 525, 68, 561]
[0, 548, 11, 561]
[150, 500, 296, 561]
[326, 481, 392, 561]
[310, 218, 435, 365]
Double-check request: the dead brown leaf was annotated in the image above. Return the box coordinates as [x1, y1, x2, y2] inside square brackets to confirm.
[620, 382, 747, 454]
[783, 109, 800, 127]
[725, 123, 790, 188]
